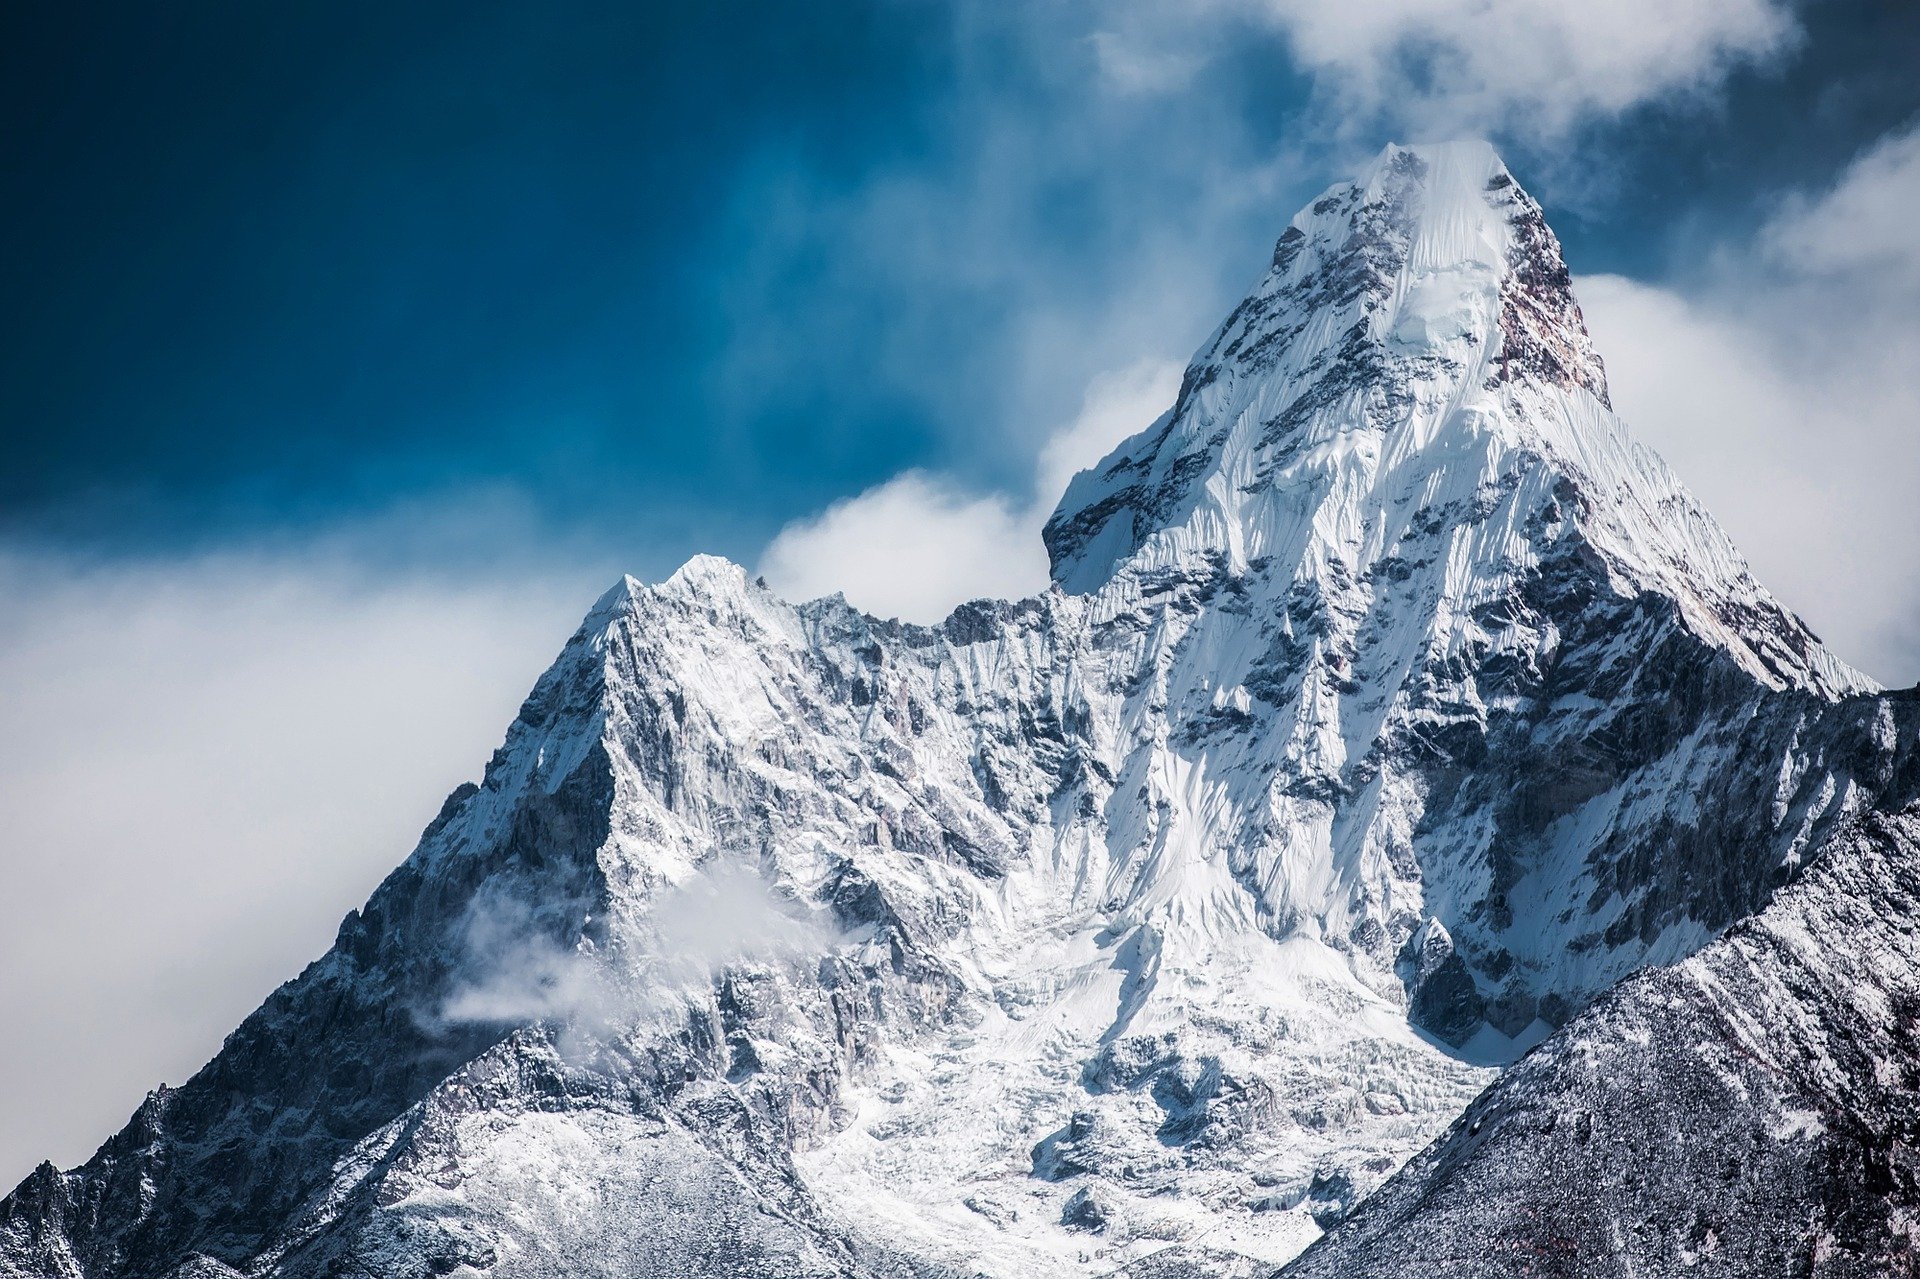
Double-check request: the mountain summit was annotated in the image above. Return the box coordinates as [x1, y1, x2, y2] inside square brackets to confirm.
[4, 143, 1914, 1279]
[1049, 140, 1864, 696]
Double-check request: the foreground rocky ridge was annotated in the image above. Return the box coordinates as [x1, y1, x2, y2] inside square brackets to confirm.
[1284, 784, 1920, 1279]
[3, 142, 1914, 1277]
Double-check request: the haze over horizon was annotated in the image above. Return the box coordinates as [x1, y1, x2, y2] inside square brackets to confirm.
[3, 0, 1919, 1192]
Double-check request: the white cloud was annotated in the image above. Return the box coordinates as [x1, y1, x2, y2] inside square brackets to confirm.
[0, 527, 600, 1189]
[758, 472, 1043, 623]
[439, 896, 611, 1029]
[438, 864, 848, 1065]
[1576, 124, 1920, 686]
[441, 864, 844, 1030]
[1087, 30, 1205, 95]
[1092, 0, 1796, 138]
[1305, 0, 1797, 131]
[758, 358, 1182, 623]
[1301, 0, 1787, 105]
[1762, 122, 1920, 287]
[1036, 358, 1184, 505]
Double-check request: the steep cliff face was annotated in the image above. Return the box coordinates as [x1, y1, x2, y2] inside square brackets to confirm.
[2, 142, 1909, 1279]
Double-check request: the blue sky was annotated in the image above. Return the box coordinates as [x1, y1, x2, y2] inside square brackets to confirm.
[4, 0, 1920, 1188]
[6, 0, 1916, 568]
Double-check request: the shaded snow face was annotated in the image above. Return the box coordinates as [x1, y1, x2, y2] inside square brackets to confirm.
[3, 142, 1908, 1279]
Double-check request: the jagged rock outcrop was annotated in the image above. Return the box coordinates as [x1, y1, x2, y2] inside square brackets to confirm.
[3, 141, 1912, 1278]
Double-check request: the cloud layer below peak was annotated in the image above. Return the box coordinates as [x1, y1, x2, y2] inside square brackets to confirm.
[758, 359, 1181, 622]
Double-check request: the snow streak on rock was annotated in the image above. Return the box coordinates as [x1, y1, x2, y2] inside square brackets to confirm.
[2, 142, 1911, 1279]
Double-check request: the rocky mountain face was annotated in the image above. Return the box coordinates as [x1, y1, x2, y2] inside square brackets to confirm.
[1285, 788, 1920, 1279]
[3, 141, 1915, 1279]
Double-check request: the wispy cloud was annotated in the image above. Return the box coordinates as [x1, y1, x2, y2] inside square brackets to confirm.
[1761, 121, 1920, 287]
[439, 863, 849, 1062]
[1086, 29, 1206, 96]
[1089, 0, 1799, 140]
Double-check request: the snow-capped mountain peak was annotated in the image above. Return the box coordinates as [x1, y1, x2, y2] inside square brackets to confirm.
[1046, 141, 1866, 698]
[3, 142, 1906, 1279]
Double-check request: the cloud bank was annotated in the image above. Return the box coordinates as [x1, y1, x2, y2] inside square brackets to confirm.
[0, 521, 601, 1187]
[759, 359, 1181, 621]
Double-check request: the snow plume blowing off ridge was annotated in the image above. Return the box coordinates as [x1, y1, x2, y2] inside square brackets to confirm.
[437, 864, 849, 1056]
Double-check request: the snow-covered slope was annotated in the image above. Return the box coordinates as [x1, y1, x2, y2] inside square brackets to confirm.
[2, 141, 1910, 1279]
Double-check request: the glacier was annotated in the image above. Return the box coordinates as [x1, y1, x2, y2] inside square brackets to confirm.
[3, 140, 1915, 1279]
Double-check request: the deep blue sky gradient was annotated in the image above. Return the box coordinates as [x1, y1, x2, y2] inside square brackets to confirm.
[4, 0, 1917, 577]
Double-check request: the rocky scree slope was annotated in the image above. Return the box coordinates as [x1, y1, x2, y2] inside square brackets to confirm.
[1, 141, 1910, 1278]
